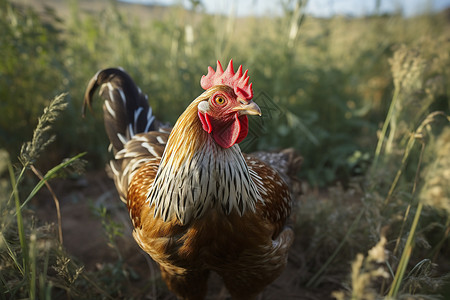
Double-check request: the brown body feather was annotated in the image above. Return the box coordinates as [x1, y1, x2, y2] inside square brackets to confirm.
[128, 157, 293, 300]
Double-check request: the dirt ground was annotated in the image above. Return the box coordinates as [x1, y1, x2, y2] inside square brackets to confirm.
[33, 170, 337, 300]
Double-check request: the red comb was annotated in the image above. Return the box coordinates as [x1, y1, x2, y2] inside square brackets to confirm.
[200, 60, 253, 100]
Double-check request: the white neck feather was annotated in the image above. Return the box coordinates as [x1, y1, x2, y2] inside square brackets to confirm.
[146, 138, 262, 224]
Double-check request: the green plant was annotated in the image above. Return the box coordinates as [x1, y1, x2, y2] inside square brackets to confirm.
[298, 43, 449, 299]
[0, 94, 88, 299]
[2, 0, 447, 186]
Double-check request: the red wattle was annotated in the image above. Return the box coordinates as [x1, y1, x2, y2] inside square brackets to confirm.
[205, 113, 249, 148]
[198, 111, 212, 133]
[235, 115, 248, 144]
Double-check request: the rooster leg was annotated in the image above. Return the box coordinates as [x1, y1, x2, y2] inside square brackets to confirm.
[221, 273, 266, 300]
[159, 266, 209, 300]
[220, 227, 294, 300]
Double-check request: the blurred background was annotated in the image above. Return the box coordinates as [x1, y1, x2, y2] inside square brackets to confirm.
[1, 0, 449, 186]
[1, 1, 449, 299]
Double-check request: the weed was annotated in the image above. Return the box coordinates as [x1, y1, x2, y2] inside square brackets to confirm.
[0, 94, 89, 299]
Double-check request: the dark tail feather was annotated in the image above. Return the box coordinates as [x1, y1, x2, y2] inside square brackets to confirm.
[83, 68, 155, 153]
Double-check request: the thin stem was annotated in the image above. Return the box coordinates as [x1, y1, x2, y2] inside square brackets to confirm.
[30, 165, 64, 245]
[373, 87, 400, 168]
[388, 202, 423, 297]
[2, 234, 23, 275]
[384, 134, 416, 206]
[393, 204, 411, 257]
[8, 161, 30, 290]
[388, 141, 425, 297]
[29, 233, 37, 300]
[8, 164, 28, 206]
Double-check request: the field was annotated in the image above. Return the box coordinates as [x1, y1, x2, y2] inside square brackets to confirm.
[1, 0, 449, 299]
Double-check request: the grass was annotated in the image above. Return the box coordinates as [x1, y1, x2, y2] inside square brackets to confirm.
[1, 0, 449, 299]
[1, 93, 84, 299]
[0, 94, 131, 299]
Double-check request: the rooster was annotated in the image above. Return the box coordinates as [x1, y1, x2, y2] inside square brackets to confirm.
[83, 60, 295, 300]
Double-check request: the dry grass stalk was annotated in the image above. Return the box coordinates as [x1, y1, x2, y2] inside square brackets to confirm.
[332, 236, 389, 300]
[419, 126, 450, 215]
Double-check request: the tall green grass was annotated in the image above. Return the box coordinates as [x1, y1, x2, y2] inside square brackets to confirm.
[2, 0, 448, 185]
[1, 94, 87, 298]
[0, 94, 138, 299]
[305, 45, 450, 299]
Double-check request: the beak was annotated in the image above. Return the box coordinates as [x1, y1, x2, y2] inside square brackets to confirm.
[234, 100, 262, 116]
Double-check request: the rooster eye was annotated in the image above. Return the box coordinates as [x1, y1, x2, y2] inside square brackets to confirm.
[214, 96, 226, 106]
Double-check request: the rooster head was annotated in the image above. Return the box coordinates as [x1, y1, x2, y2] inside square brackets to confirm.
[197, 60, 261, 148]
